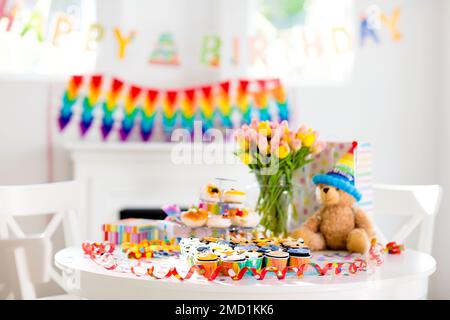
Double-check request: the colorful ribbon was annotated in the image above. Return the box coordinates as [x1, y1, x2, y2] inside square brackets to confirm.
[121, 239, 180, 259]
[81, 241, 369, 282]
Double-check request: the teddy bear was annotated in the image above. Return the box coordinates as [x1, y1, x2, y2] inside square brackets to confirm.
[292, 142, 375, 254]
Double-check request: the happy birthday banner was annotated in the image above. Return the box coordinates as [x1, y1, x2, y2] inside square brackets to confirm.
[57, 76, 289, 141]
[0, 1, 403, 72]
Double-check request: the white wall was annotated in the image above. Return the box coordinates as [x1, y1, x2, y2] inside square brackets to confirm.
[0, 0, 448, 298]
[432, 0, 450, 300]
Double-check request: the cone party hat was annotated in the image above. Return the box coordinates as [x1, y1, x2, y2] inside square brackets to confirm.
[312, 141, 361, 201]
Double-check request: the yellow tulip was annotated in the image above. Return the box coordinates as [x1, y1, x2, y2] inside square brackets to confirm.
[302, 133, 316, 147]
[240, 153, 253, 165]
[257, 121, 271, 137]
[275, 143, 290, 159]
[237, 137, 249, 151]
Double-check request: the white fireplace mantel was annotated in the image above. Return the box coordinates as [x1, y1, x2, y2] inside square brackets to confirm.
[66, 142, 254, 240]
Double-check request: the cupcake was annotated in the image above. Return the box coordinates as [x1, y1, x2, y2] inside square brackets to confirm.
[180, 208, 208, 228]
[200, 183, 222, 203]
[282, 238, 305, 249]
[223, 189, 246, 203]
[214, 247, 235, 258]
[288, 248, 311, 268]
[264, 250, 289, 270]
[230, 208, 261, 228]
[256, 246, 271, 254]
[230, 236, 253, 246]
[244, 251, 263, 272]
[196, 252, 219, 277]
[201, 237, 220, 244]
[235, 244, 259, 252]
[221, 254, 247, 276]
[206, 214, 231, 228]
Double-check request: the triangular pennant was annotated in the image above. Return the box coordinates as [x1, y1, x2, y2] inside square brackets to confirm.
[184, 89, 196, 102]
[166, 91, 178, 106]
[201, 86, 212, 98]
[219, 81, 230, 94]
[147, 89, 159, 104]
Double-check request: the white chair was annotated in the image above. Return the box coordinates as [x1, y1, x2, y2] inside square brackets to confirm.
[372, 184, 443, 254]
[0, 181, 83, 299]
[0, 236, 52, 299]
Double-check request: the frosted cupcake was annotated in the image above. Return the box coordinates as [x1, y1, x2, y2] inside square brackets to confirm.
[264, 250, 289, 270]
[281, 238, 305, 249]
[223, 189, 246, 203]
[221, 254, 247, 276]
[200, 183, 222, 203]
[230, 208, 261, 228]
[180, 208, 208, 228]
[196, 252, 219, 277]
[287, 248, 311, 268]
[244, 251, 263, 272]
[206, 214, 231, 228]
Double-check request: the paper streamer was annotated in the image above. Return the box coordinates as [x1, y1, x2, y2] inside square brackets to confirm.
[119, 85, 142, 141]
[180, 89, 197, 136]
[199, 86, 215, 133]
[162, 91, 178, 139]
[101, 78, 124, 139]
[253, 80, 270, 121]
[217, 81, 232, 128]
[80, 75, 102, 135]
[58, 75, 83, 130]
[140, 89, 159, 141]
[81, 241, 369, 281]
[58, 77, 290, 140]
[271, 79, 289, 121]
[237, 80, 251, 125]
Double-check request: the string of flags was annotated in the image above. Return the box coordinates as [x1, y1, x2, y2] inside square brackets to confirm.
[57, 76, 289, 141]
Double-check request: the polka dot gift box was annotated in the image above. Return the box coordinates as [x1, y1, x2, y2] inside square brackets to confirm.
[293, 141, 372, 224]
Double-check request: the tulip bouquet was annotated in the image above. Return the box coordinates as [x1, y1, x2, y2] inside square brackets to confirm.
[234, 120, 325, 236]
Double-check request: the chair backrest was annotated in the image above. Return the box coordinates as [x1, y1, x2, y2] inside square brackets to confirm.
[0, 181, 82, 240]
[0, 236, 52, 299]
[372, 184, 443, 254]
[0, 181, 83, 299]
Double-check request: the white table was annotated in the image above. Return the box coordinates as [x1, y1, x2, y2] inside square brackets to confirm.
[55, 247, 436, 300]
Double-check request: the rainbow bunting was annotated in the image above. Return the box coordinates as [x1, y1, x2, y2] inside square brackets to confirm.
[217, 81, 233, 128]
[180, 89, 197, 136]
[162, 91, 178, 139]
[101, 78, 124, 139]
[58, 75, 83, 130]
[199, 86, 215, 133]
[237, 80, 251, 124]
[140, 89, 159, 141]
[80, 75, 102, 135]
[253, 80, 270, 121]
[119, 85, 142, 141]
[272, 79, 289, 121]
[57, 75, 291, 140]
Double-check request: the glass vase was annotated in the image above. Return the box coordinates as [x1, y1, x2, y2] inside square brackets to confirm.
[247, 176, 302, 237]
